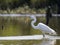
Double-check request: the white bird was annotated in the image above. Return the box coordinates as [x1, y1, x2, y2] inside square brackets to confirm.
[30, 15, 57, 37]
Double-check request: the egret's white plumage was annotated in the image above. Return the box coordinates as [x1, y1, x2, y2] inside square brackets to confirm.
[30, 16, 57, 37]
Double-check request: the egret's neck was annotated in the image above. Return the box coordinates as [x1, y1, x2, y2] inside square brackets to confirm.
[31, 18, 37, 29]
[31, 18, 36, 24]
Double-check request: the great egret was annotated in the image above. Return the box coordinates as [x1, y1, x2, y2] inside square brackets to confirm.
[30, 16, 57, 37]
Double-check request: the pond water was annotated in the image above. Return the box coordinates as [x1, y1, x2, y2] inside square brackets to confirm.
[0, 14, 60, 45]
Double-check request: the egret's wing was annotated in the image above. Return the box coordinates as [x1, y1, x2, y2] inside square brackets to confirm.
[38, 23, 56, 34]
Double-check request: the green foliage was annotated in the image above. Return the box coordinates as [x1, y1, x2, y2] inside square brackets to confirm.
[30, 0, 47, 8]
[0, 0, 18, 3]
[0, 0, 57, 10]
[0, 0, 48, 10]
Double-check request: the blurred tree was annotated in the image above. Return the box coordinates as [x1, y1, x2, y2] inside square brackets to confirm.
[57, 0, 60, 14]
[0, 0, 58, 11]
[30, 0, 47, 9]
[0, 0, 31, 10]
[56, 0, 60, 35]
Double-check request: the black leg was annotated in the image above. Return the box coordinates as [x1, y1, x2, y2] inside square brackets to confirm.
[42, 32, 45, 38]
[43, 34, 45, 37]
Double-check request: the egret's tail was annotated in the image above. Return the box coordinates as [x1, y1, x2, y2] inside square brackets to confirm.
[52, 31, 57, 35]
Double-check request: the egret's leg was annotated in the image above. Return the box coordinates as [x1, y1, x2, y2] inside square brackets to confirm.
[43, 34, 45, 37]
[42, 32, 45, 38]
